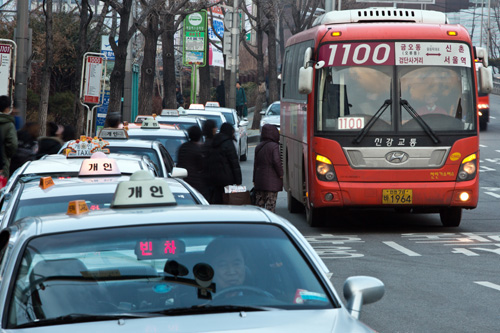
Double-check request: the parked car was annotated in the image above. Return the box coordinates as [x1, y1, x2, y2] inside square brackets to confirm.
[260, 101, 281, 132]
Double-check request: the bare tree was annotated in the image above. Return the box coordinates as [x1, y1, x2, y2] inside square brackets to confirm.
[137, 1, 162, 115]
[38, 0, 54, 137]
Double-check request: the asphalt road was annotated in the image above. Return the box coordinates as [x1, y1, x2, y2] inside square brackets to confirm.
[240, 96, 500, 333]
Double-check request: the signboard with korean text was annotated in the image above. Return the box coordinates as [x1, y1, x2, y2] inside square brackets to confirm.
[318, 42, 470, 67]
[101, 36, 117, 60]
[0, 44, 12, 96]
[357, 0, 434, 3]
[183, 11, 208, 66]
[83, 56, 104, 104]
[208, 5, 224, 67]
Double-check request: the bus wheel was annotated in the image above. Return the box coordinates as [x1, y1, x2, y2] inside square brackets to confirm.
[439, 207, 462, 227]
[306, 205, 324, 227]
[287, 191, 304, 213]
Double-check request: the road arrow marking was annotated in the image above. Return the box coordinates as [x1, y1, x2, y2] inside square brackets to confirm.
[474, 281, 500, 292]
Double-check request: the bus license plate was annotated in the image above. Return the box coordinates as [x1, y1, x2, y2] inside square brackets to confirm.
[382, 189, 412, 204]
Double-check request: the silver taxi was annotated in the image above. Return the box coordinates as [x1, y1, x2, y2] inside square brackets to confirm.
[0, 171, 384, 332]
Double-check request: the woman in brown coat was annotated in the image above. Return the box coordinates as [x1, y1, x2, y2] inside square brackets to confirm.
[252, 124, 283, 212]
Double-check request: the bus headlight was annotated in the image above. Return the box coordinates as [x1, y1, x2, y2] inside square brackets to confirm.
[316, 154, 336, 182]
[457, 153, 477, 182]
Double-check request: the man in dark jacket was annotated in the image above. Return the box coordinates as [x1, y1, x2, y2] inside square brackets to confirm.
[216, 80, 225, 107]
[252, 124, 283, 212]
[208, 122, 242, 204]
[0, 95, 18, 178]
[177, 126, 205, 194]
[36, 122, 64, 159]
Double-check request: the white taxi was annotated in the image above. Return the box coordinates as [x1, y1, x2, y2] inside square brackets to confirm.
[0, 150, 159, 212]
[0, 161, 207, 229]
[153, 109, 204, 131]
[0, 171, 384, 332]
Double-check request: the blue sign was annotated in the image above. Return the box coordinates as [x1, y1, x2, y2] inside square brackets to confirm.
[96, 90, 111, 133]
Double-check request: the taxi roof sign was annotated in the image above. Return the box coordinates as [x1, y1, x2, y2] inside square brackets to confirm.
[205, 101, 220, 107]
[188, 104, 205, 110]
[111, 170, 176, 208]
[67, 200, 90, 215]
[66, 137, 110, 157]
[141, 117, 160, 129]
[161, 109, 179, 116]
[39, 177, 55, 190]
[79, 152, 121, 176]
[98, 128, 129, 139]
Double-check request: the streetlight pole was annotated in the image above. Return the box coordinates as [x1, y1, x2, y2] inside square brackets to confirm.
[228, 0, 239, 109]
[15, 0, 29, 124]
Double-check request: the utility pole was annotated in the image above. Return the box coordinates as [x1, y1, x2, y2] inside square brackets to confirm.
[15, 0, 30, 124]
[228, 0, 239, 109]
[122, 3, 134, 122]
[486, 0, 491, 54]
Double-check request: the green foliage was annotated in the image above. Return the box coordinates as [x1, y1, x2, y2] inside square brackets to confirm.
[26, 89, 75, 126]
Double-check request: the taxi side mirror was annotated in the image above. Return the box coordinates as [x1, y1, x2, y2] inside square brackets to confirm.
[239, 120, 249, 127]
[170, 167, 188, 179]
[343, 276, 385, 320]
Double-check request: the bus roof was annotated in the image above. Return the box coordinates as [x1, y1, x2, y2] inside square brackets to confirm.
[312, 8, 447, 26]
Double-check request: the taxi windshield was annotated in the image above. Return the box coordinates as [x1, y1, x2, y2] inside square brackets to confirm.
[105, 147, 163, 176]
[126, 136, 187, 163]
[12, 192, 197, 224]
[8, 223, 333, 328]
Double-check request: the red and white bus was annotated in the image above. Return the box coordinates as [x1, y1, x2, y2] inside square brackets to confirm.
[280, 8, 493, 227]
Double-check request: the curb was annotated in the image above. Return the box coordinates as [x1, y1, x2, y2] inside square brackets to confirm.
[248, 134, 259, 144]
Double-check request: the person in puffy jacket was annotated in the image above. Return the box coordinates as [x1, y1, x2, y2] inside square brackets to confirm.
[207, 122, 242, 204]
[177, 126, 205, 194]
[252, 124, 283, 212]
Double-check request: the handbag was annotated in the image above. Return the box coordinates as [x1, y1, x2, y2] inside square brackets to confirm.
[222, 185, 252, 205]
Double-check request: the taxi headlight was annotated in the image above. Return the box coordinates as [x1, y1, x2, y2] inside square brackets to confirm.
[457, 154, 477, 182]
[316, 154, 336, 182]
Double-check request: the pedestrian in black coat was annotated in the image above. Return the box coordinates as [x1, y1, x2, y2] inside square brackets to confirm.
[177, 126, 205, 194]
[252, 124, 283, 212]
[207, 122, 242, 204]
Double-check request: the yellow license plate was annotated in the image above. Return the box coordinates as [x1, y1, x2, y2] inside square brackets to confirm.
[382, 189, 412, 204]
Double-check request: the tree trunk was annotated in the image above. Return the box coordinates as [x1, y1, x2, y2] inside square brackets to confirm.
[198, 63, 211, 104]
[161, 14, 177, 109]
[107, 0, 132, 116]
[139, 14, 160, 116]
[38, 0, 54, 137]
[251, 17, 265, 130]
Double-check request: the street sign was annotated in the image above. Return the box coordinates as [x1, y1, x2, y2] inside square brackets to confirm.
[223, 31, 232, 55]
[183, 11, 208, 67]
[83, 56, 104, 104]
[0, 44, 12, 96]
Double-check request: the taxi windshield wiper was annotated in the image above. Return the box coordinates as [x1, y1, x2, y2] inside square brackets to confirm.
[15, 313, 153, 328]
[150, 304, 275, 316]
[400, 100, 440, 144]
[353, 99, 392, 144]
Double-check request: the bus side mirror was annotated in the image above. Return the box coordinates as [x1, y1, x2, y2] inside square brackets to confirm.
[298, 47, 314, 95]
[478, 66, 493, 94]
[475, 47, 489, 67]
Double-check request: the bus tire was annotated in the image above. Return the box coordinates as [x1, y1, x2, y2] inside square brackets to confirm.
[287, 191, 304, 213]
[306, 205, 324, 227]
[439, 207, 462, 227]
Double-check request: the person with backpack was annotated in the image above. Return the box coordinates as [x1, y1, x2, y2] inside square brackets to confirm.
[207, 122, 242, 204]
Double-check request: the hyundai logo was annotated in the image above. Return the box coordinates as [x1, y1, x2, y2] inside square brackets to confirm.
[385, 151, 409, 163]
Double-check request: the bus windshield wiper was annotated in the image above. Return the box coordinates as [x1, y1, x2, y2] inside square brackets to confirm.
[353, 99, 392, 144]
[400, 100, 440, 144]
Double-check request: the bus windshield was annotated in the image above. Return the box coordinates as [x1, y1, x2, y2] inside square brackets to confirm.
[316, 46, 475, 134]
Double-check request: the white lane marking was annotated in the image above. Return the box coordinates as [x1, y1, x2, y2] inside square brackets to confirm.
[383, 241, 421, 256]
[484, 192, 500, 198]
[480, 144, 487, 147]
[474, 281, 500, 292]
